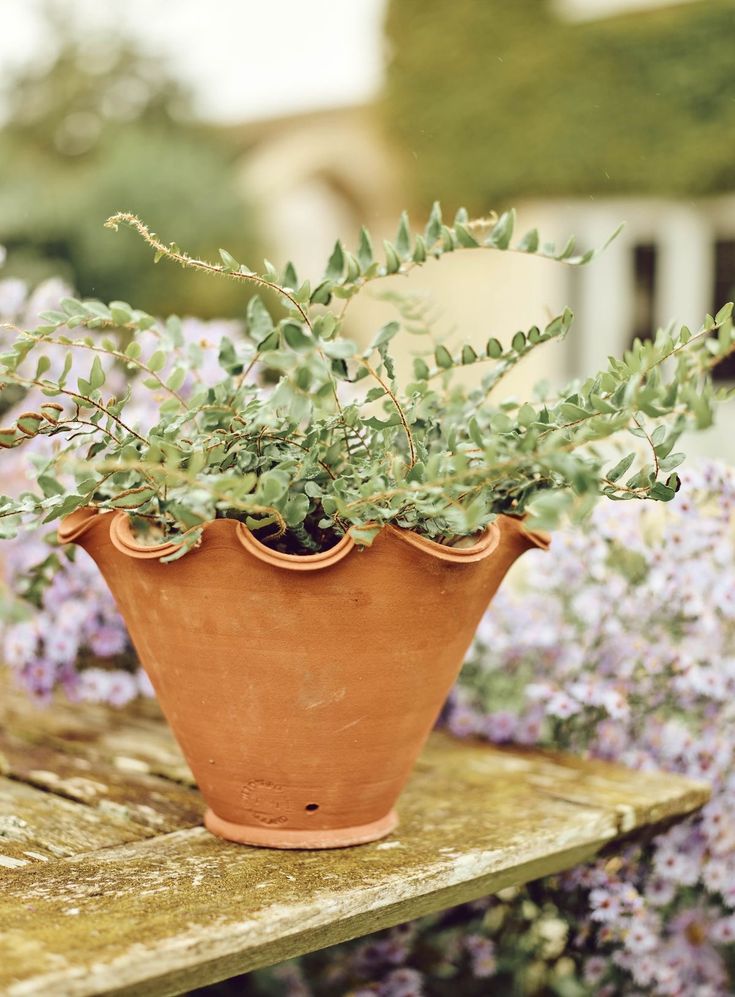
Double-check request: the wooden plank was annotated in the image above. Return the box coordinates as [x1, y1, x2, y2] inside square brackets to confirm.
[3, 678, 194, 785]
[0, 776, 151, 869]
[489, 744, 709, 832]
[0, 732, 709, 997]
[0, 728, 204, 833]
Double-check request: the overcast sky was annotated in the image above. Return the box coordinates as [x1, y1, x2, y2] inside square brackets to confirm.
[0, 0, 388, 122]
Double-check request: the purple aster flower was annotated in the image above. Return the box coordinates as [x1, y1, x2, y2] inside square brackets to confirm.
[3, 621, 39, 668]
[464, 934, 496, 978]
[22, 657, 57, 692]
[103, 672, 139, 708]
[624, 915, 660, 955]
[446, 702, 483, 738]
[88, 625, 127, 658]
[378, 967, 424, 997]
[43, 630, 80, 666]
[482, 710, 517, 743]
[589, 888, 623, 923]
[0, 276, 27, 315]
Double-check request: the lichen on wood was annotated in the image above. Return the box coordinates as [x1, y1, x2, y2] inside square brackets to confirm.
[0, 671, 709, 997]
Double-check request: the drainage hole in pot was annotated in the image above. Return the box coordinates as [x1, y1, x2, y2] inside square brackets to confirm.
[305, 803, 319, 812]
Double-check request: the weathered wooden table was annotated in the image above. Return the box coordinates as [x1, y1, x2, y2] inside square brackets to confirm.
[0, 671, 709, 997]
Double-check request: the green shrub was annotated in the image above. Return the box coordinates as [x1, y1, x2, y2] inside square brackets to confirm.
[0, 5, 255, 317]
[383, 0, 735, 209]
[1, 204, 732, 558]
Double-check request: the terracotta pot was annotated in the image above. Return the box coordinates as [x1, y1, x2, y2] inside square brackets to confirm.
[59, 509, 548, 849]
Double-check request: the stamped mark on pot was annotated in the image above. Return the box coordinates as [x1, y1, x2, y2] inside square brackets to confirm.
[251, 811, 288, 826]
[241, 778, 289, 825]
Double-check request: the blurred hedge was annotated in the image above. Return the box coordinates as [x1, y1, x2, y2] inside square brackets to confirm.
[0, 9, 256, 318]
[0, 130, 258, 317]
[383, 0, 735, 211]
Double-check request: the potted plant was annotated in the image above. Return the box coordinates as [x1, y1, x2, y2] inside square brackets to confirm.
[0, 205, 732, 848]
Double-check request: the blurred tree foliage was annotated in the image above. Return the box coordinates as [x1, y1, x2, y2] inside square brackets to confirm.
[0, 3, 256, 317]
[383, 0, 735, 212]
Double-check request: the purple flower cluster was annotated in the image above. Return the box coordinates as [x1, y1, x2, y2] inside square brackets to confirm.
[0, 264, 245, 705]
[253, 462, 735, 996]
[0, 270, 73, 331]
[440, 462, 735, 996]
[2, 538, 144, 705]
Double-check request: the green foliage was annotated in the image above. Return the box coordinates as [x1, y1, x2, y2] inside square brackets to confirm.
[383, 0, 735, 207]
[0, 204, 732, 556]
[0, 4, 254, 316]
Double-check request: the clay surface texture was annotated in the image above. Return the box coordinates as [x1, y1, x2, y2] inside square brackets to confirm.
[59, 509, 547, 847]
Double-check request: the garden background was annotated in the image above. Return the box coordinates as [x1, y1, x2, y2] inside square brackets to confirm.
[2, 1, 735, 994]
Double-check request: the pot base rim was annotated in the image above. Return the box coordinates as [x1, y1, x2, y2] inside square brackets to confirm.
[204, 808, 398, 849]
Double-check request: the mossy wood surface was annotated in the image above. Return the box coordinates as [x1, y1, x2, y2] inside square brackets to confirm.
[0, 671, 709, 997]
